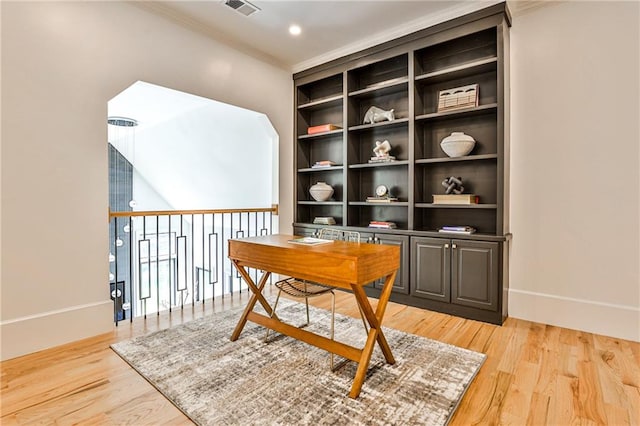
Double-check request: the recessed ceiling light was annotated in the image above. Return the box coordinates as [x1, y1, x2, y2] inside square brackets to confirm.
[289, 24, 301, 36]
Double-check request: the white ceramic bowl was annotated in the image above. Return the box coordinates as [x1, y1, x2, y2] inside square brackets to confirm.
[440, 132, 476, 157]
[309, 182, 334, 201]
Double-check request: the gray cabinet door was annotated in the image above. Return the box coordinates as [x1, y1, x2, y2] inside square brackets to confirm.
[451, 239, 499, 311]
[372, 234, 410, 294]
[411, 237, 450, 302]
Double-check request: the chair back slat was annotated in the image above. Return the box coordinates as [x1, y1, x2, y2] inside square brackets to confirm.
[317, 228, 360, 243]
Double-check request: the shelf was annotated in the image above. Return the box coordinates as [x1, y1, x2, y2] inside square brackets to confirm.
[411, 229, 507, 241]
[415, 203, 497, 209]
[349, 160, 409, 169]
[415, 154, 497, 164]
[298, 165, 343, 172]
[415, 57, 497, 85]
[297, 94, 343, 111]
[416, 103, 497, 122]
[293, 223, 509, 242]
[298, 129, 343, 140]
[348, 118, 409, 132]
[349, 201, 409, 207]
[298, 201, 343, 206]
[348, 77, 409, 98]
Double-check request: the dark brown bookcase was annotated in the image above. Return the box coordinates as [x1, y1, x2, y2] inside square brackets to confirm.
[293, 3, 511, 324]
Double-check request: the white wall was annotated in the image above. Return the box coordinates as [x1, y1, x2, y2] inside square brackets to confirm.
[132, 170, 174, 212]
[128, 103, 277, 210]
[109, 81, 280, 211]
[509, 1, 640, 341]
[0, 1, 292, 360]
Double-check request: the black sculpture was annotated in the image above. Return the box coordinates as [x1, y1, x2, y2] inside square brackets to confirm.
[442, 176, 464, 194]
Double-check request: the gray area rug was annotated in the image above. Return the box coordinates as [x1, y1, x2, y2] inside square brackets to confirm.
[111, 299, 485, 425]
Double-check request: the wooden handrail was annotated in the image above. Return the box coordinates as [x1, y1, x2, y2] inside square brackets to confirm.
[109, 204, 278, 220]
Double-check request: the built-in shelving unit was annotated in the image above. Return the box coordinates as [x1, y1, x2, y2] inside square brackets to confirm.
[293, 3, 511, 325]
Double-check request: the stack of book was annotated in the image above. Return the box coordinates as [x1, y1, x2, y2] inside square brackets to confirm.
[432, 194, 479, 204]
[307, 124, 341, 135]
[366, 196, 398, 203]
[368, 155, 396, 164]
[313, 216, 336, 225]
[438, 226, 476, 235]
[368, 221, 397, 229]
[311, 160, 336, 168]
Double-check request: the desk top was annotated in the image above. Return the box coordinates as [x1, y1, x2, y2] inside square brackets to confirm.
[228, 234, 400, 290]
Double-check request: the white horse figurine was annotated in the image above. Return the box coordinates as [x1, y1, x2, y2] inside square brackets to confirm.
[363, 106, 395, 124]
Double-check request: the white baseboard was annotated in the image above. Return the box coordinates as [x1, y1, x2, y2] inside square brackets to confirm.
[0, 301, 114, 361]
[508, 289, 640, 342]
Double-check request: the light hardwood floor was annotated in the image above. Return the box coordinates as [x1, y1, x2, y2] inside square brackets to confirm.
[2, 289, 639, 425]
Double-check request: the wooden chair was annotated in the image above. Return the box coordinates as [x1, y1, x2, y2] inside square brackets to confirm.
[266, 228, 361, 369]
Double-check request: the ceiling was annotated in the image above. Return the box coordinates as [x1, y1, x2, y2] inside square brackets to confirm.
[136, 0, 505, 72]
[109, 81, 213, 129]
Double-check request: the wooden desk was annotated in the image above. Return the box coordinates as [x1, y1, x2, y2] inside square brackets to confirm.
[228, 234, 400, 398]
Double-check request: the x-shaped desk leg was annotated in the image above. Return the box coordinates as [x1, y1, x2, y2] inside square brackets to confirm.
[348, 270, 397, 398]
[230, 260, 276, 341]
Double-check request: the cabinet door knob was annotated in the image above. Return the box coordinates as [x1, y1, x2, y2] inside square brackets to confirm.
[452, 243, 457, 249]
[444, 243, 449, 249]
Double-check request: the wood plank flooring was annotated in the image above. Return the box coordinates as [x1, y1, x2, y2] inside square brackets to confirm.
[2, 289, 639, 425]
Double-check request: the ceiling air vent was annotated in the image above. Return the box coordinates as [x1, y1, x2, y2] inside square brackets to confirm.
[224, 0, 260, 17]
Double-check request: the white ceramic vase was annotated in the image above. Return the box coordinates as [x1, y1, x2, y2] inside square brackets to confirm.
[440, 132, 476, 157]
[309, 182, 334, 201]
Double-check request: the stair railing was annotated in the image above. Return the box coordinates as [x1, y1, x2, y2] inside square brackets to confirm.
[108, 205, 278, 324]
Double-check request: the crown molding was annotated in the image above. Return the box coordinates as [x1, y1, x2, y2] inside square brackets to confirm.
[506, 0, 564, 18]
[292, 1, 504, 74]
